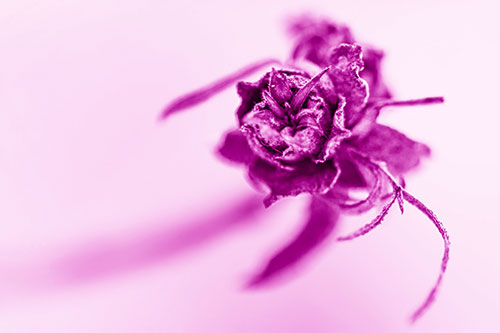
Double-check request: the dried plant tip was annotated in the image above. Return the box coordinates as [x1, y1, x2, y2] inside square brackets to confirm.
[262, 90, 286, 118]
[291, 66, 331, 111]
[269, 68, 293, 104]
[378, 96, 444, 109]
[402, 190, 450, 323]
[396, 191, 405, 214]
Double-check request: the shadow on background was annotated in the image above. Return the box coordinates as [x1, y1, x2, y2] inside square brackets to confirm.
[0, 193, 265, 303]
[54, 193, 264, 284]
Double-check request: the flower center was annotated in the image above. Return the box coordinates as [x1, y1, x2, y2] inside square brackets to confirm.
[241, 69, 334, 163]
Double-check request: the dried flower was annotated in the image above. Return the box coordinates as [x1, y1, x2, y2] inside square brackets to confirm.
[161, 15, 449, 323]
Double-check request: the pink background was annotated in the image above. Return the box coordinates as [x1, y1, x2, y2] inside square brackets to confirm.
[1, 0, 499, 332]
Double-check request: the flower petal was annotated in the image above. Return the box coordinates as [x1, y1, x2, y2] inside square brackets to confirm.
[328, 44, 369, 128]
[351, 124, 430, 175]
[248, 158, 340, 207]
[316, 96, 351, 162]
[288, 15, 354, 66]
[269, 68, 293, 104]
[248, 196, 340, 286]
[236, 69, 307, 125]
[361, 47, 392, 100]
[321, 151, 386, 215]
[217, 130, 255, 165]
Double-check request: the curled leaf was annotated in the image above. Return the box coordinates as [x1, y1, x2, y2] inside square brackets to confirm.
[248, 158, 340, 207]
[361, 47, 392, 99]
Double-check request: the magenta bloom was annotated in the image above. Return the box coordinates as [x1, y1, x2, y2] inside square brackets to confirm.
[162, 15, 449, 323]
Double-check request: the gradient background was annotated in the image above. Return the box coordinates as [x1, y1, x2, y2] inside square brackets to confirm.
[1, 0, 499, 332]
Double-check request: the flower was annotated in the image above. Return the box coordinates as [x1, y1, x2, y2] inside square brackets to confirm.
[161, 15, 449, 323]
[239, 67, 334, 165]
[221, 43, 366, 206]
[219, 42, 441, 210]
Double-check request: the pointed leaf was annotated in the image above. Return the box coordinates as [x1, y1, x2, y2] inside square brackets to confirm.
[291, 66, 330, 111]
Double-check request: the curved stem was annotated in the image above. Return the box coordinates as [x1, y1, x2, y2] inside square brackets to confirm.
[403, 190, 451, 323]
[339, 148, 450, 323]
[336, 189, 399, 241]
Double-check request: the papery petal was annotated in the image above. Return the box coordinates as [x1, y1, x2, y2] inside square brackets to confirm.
[240, 117, 290, 168]
[248, 196, 340, 286]
[351, 124, 430, 175]
[269, 68, 293, 104]
[361, 47, 392, 99]
[335, 157, 367, 188]
[328, 44, 369, 128]
[236, 78, 269, 124]
[288, 16, 392, 103]
[288, 15, 354, 66]
[236, 68, 310, 123]
[316, 96, 351, 162]
[248, 158, 339, 207]
[217, 130, 255, 165]
[322, 152, 385, 215]
[279, 126, 325, 161]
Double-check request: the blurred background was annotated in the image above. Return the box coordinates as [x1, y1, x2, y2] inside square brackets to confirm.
[0, 0, 498, 332]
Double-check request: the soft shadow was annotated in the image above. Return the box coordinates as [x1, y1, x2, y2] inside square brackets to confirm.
[53, 193, 264, 285]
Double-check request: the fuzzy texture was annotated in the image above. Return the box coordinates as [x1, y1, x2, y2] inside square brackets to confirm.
[161, 15, 449, 323]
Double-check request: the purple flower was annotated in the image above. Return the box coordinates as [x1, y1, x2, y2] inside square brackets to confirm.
[161, 15, 450, 323]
